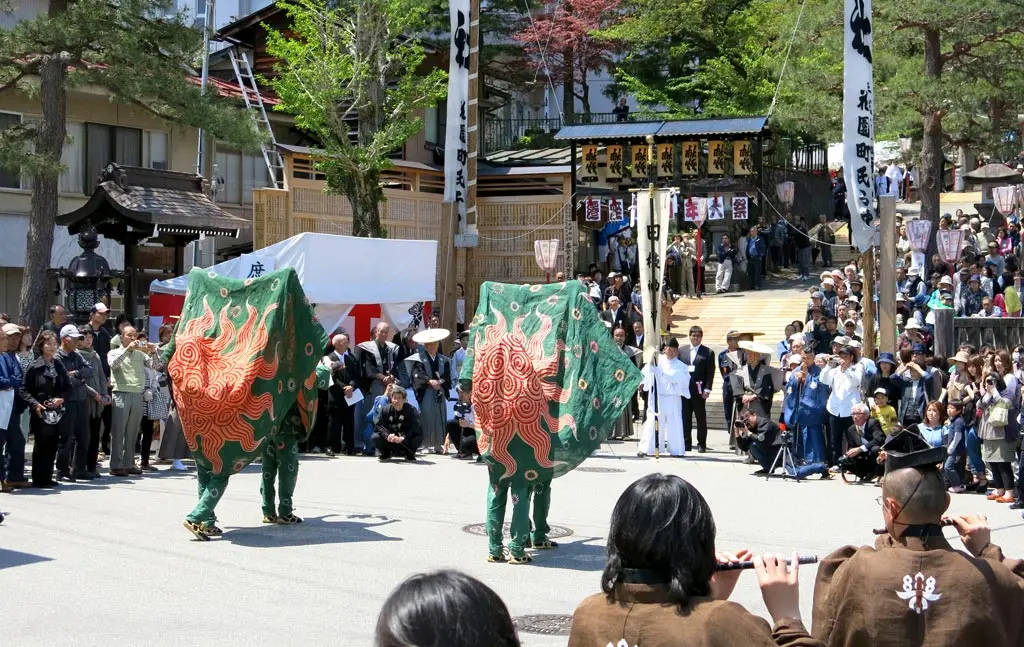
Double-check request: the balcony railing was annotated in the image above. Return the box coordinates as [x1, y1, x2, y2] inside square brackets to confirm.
[483, 117, 564, 155]
[565, 111, 670, 125]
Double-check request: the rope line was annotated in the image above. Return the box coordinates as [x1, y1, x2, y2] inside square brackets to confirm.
[755, 188, 853, 249]
[766, 0, 809, 118]
[475, 192, 577, 241]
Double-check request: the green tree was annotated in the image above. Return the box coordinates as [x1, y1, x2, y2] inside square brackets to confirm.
[602, 0, 786, 117]
[773, 0, 1024, 239]
[0, 0, 260, 329]
[265, 0, 447, 237]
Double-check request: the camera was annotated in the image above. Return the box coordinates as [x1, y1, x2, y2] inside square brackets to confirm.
[836, 454, 856, 471]
[453, 401, 472, 419]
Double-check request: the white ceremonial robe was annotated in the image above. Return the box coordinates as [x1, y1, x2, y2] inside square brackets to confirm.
[638, 356, 690, 456]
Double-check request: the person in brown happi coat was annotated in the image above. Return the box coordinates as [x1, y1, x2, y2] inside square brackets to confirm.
[568, 473, 826, 647]
[812, 430, 1024, 647]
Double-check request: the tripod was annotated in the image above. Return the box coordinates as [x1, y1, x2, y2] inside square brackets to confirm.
[767, 431, 801, 482]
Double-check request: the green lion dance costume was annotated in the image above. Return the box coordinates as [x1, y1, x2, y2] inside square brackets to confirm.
[163, 267, 328, 540]
[460, 281, 642, 563]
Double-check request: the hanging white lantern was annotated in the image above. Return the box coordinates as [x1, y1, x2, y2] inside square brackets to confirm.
[776, 181, 795, 208]
[534, 239, 561, 282]
[993, 185, 1017, 216]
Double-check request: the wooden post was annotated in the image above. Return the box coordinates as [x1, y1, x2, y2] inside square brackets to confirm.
[861, 247, 876, 359]
[933, 308, 956, 358]
[440, 205, 459, 336]
[878, 196, 897, 355]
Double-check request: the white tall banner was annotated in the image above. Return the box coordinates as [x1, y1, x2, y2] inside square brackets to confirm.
[636, 192, 658, 365]
[637, 190, 674, 365]
[843, 0, 876, 253]
[444, 0, 471, 226]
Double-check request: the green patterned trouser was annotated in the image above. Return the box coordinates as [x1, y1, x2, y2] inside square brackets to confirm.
[187, 463, 230, 527]
[261, 435, 299, 517]
[530, 480, 552, 544]
[486, 479, 532, 558]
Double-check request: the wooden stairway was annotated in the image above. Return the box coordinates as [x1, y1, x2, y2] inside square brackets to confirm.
[664, 282, 809, 434]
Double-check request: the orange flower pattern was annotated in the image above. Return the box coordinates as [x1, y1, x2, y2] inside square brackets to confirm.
[165, 268, 328, 475]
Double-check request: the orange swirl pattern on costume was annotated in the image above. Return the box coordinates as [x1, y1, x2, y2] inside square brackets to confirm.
[471, 307, 576, 480]
[168, 296, 280, 473]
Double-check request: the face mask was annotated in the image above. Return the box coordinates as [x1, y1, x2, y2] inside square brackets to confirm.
[1014, 351, 1021, 364]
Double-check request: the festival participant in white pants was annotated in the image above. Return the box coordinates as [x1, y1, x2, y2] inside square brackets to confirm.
[715, 234, 737, 294]
[638, 337, 690, 457]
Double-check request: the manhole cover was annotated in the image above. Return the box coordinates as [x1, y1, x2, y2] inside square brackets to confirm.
[513, 614, 574, 636]
[461, 522, 574, 539]
[576, 466, 626, 473]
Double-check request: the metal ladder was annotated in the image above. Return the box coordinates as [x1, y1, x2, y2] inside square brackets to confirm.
[228, 47, 285, 189]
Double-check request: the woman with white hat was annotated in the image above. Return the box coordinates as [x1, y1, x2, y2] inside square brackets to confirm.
[733, 341, 777, 418]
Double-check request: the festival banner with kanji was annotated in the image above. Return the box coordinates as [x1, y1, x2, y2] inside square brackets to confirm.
[657, 143, 674, 178]
[581, 145, 600, 182]
[733, 140, 753, 175]
[444, 0, 471, 225]
[683, 197, 707, 224]
[681, 141, 699, 176]
[584, 197, 601, 222]
[607, 145, 624, 181]
[608, 197, 625, 222]
[708, 141, 726, 175]
[631, 146, 650, 179]
[707, 196, 725, 220]
[843, 0, 876, 253]
[731, 196, 749, 220]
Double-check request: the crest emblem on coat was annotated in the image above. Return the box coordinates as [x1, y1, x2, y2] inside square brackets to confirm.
[896, 572, 941, 613]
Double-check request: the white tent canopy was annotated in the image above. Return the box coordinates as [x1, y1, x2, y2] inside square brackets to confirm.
[149, 232, 438, 333]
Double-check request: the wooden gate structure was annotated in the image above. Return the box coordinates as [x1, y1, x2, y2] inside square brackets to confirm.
[251, 145, 573, 319]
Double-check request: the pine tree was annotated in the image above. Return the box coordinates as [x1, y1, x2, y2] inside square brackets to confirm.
[0, 0, 261, 329]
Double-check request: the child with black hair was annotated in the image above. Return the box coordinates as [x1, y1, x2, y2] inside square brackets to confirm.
[944, 399, 967, 493]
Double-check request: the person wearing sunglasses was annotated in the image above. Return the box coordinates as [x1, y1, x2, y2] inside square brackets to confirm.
[977, 372, 1018, 504]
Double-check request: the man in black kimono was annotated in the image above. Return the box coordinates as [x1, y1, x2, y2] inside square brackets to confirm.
[326, 333, 361, 455]
[409, 329, 452, 453]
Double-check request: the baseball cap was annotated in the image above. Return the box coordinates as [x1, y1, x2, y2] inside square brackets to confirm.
[2, 323, 20, 336]
[787, 355, 802, 366]
[92, 302, 109, 314]
[811, 291, 824, 299]
[60, 324, 83, 339]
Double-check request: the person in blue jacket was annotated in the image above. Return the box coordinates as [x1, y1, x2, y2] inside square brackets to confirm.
[745, 225, 767, 290]
[782, 347, 830, 464]
[0, 323, 24, 496]
[362, 392, 391, 456]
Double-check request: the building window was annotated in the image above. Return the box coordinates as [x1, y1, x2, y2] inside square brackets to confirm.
[194, 0, 207, 29]
[144, 131, 168, 170]
[424, 105, 438, 146]
[60, 122, 85, 194]
[215, 149, 271, 204]
[0, 112, 22, 189]
[84, 123, 142, 193]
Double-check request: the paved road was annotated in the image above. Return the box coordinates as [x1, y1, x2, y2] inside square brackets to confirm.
[2, 441, 1021, 646]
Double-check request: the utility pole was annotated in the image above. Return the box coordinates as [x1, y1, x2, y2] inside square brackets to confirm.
[193, 0, 216, 271]
[195, 0, 215, 177]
